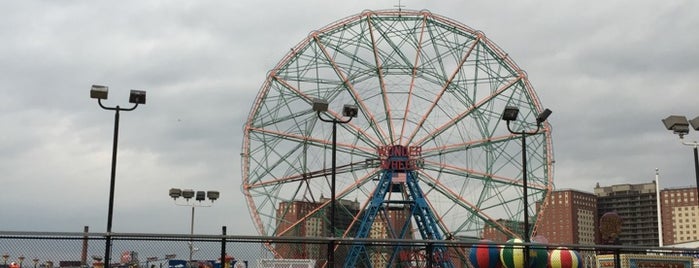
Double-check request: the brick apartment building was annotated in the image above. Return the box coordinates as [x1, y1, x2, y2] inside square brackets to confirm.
[535, 189, 597, 245]
[660, 187, 699, 245]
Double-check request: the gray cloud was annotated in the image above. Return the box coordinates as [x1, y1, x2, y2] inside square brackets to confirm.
[0, 0, 697, 237]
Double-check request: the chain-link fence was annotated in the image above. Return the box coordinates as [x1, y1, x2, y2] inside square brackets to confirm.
[2, 231, 699, 268]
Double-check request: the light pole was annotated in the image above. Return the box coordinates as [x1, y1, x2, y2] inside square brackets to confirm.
[662, 115, 699, 205]
[169, 188, 219, 267]
[91, 85, 146, 267]
[311, 98, 358, 268]
[501, 106, 551, 268]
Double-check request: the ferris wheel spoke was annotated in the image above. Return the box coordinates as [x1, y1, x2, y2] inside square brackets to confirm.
[368, 16, 432, 144]
[421, 160, 520, 190]
[366, 16, 395, 141]
[399, 17, 428, 145]
[275, 198, 333, 237]
[256, 159, 378, 191]
[336, 168, 383, 237]
[329, 113, 384, 149]
[420, 134, 512, 158]
[422, 134, 548, 193]
[275, 169, 380, 237]
[404, 36, 480, 145]
[312, 34, 390, 144]
[412, 74, 522, 147]
[416, 171, 520, 238]
[369, 17, 419, 68]
[249, 126, 375, 157]
[246, 129, 374, 191]
[249, 79, 319, 130]
[247, 146, 307, 185]
[419, 133, 520, 184]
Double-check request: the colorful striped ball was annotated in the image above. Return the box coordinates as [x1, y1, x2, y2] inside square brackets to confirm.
[549, 248, 582, 268]
[469, 240, 503, 268]
[528, 245, 548, 268]
[499, 239, 548, 268]
[500, 239, 526, 268]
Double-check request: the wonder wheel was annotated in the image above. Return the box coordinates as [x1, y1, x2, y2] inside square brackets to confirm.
[241, 9, 554, 267]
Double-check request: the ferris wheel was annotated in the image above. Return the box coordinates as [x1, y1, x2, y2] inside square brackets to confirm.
[241, 9, 554, 265]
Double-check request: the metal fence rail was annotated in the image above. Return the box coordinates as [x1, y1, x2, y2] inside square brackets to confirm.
[2, 231, 699, 268]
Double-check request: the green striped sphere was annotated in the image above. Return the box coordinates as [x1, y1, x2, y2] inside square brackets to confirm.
[500, 239, 548, 268]
[529, 245, 548, 268]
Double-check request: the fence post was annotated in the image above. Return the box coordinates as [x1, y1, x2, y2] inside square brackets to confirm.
[221, 226, 227, 268]
[81, 226, 89, 267]
[614, 248, 621, 268]
[426, 242, 434, 267]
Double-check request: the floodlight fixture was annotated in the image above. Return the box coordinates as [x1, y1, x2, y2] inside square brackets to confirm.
[90, 85, 109, 100]
[182, 189, 195, 200]
[690, 116, 699, 131]
[195, 191, 206, 201]
[342, 104, 359, 118]
[536, 109, 553, 124]
[129, 90, 146, 104]
[168, 188, 218, 265]
[501, 106, 519, 121]
[312, 98, 329, 112]
[169, 188, 182, 199]
[662, 115, 690, 138]
[207, 191, 220, 201]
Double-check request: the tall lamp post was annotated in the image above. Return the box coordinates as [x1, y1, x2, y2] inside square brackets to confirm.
[169, 188, 220, 267]
[501, 106, 552, 268]
[311, 98, 358, 268]
[662, 115, 699, 205]
[90, 85, 146, 267]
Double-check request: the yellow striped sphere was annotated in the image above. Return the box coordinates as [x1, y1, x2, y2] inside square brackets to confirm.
[499, 239, 548, 268]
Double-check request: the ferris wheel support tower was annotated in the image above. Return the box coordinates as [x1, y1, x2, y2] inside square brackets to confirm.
[345, 145, 453, 267]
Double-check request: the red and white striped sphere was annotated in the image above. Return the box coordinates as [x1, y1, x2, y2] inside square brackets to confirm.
[548, 248, 582, 268]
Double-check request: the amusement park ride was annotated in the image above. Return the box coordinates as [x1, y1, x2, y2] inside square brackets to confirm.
[241, 8, 554, 267]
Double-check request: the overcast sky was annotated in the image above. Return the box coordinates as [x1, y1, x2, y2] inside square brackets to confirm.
[1, 1, 698, 237]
